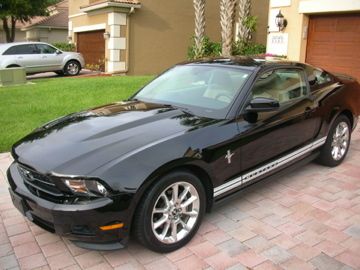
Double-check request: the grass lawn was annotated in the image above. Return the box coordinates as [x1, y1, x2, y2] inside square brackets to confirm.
[0, 75, 153, 153]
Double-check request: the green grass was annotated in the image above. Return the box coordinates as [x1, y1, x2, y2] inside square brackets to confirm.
[0, 76, 153, 153]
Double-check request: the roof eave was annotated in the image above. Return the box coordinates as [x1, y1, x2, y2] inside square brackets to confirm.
[80, 2, 141, 13]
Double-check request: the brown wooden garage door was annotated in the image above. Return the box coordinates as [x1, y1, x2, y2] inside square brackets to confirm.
[77, 30, 105, 69]
[306, 14, 360, 81]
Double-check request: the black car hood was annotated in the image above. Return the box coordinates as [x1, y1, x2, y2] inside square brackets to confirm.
[13, 101, 216, 175]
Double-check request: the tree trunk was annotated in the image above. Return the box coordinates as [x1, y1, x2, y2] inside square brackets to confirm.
[237, 0, 251, 42]
[220, 0, 236, 57]
[10, 16, 16, 42]
[193, 0, 206, 59]
[2, 16, 17, 43]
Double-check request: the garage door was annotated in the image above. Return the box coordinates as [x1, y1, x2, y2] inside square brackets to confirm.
[77, 30, 105, 69]
[306, 14, 360, 81]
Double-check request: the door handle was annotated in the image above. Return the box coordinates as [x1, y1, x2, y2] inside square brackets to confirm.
[17, 56, 23, 59]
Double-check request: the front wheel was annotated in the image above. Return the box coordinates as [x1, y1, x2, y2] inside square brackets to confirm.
[64, 60, 81, 76]
[133, 171, 206, 253]
[317, 115, 351, 167]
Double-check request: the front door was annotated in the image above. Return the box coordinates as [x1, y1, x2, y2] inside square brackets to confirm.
[35, 44, 63, 72]
[214, 67, 320, 198]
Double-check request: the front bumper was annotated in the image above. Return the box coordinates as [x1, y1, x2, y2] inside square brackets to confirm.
[7, 162, 133, 250]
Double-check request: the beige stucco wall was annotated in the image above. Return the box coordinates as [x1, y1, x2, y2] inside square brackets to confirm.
[267, 0, 360, 62]
[128, 0, 269, 75]
[25, 28, 68, 43]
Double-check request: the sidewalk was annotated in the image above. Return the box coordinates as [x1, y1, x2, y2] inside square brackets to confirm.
[0, 128, 359, 270]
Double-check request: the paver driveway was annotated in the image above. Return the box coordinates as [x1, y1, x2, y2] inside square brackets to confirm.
[1, 127, 360, 270]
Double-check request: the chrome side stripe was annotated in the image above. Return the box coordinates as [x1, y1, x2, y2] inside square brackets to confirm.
[213, 137, 327, 198]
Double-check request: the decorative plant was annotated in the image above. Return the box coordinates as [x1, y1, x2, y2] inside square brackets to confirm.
[192, 0, 206, 59]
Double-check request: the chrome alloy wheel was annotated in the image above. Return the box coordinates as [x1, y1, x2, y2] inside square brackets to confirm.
[67, 62, 79, 75]
[331, 121, 350, 161]
[151, 182, 200, 244]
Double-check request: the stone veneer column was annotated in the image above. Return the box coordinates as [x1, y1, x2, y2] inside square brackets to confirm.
[107, 12, 127, 73]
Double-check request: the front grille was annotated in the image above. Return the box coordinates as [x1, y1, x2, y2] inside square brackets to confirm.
[18, 164, 66, 203]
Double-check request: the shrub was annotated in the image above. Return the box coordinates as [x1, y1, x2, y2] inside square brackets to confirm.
[232, 40, 266, 56]
[52, 42, 76, 52]
[188, 36, 221, 60]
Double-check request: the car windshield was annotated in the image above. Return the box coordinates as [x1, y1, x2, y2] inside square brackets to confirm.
[134, 65, 251, 119]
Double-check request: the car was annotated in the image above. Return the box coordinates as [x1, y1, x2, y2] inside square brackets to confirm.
[6, 57, 360, 253]
[0, 42, 85, 76]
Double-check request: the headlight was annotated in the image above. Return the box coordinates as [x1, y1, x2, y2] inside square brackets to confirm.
[63, 179, 109, 197]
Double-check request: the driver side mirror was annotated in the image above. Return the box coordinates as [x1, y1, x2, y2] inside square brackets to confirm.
[55, 50, 62, 55]
[246, 97, 280, 113]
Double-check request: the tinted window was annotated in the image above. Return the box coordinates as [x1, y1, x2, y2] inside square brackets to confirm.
[36, 44, 57, 54]
[3, 44, 38, 55]
[252, 69, 307, 105]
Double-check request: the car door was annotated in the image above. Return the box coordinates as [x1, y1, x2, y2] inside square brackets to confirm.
[35, 44, 63, 72]
[10, 44, 40, 73]
[237, 67, 320, 177]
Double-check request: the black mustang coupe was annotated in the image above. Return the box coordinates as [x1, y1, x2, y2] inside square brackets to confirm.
[7, 57, 360, 252]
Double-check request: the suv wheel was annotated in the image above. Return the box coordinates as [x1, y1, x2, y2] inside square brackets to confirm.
[64, 60, 80, 76]
[133, 171, 206, 253]
[317, 115, 351, 167]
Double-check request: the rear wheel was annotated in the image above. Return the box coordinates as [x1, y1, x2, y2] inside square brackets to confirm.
[64, 60, 80, 76]
[317, 115, 351, 167]
[133, 171, 206, 253]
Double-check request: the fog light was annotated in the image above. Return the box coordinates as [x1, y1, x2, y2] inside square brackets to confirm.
[100, 223, 124, 231]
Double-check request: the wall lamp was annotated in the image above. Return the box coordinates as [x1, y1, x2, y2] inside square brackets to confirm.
[275, 10, 288, 31]
[103, 32, 110, 40]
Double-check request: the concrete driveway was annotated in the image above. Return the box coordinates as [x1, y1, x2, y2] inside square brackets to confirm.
[26, 70, 101, 80]
[0, 127, 359, 270]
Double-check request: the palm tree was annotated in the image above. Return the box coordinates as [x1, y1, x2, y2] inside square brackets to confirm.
[193, 0, 206, 59]
[237, 0, 252, 42]
[220, 0, 236, 57]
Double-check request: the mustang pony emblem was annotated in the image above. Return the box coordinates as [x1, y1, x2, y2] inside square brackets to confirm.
[225, 150, 235, 164]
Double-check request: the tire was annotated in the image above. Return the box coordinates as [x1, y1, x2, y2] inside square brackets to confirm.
[64, 60, 81, 76]
[133, 170, 206, 253]
[317, 114, 351, 167]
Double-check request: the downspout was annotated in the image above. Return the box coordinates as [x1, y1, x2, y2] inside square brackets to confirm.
[124, 7, 135, 74]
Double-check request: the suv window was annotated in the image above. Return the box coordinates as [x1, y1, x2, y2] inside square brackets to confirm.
[36, 44, 57, 54]
[3, 44, 38, 55]
[252, 69, 307, 105]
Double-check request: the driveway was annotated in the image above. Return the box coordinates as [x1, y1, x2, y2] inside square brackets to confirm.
[26, 70, 101, 80]
[0, 127, 360, 270]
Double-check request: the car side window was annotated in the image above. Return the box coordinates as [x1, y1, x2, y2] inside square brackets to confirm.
[36, 44, 57, 54]
[251, 69, 308, 106]
[305, 66, 333, 87]
[3, 44, 38, 55]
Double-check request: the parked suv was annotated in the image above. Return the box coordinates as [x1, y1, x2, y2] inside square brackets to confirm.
[0, 42, 85, 76]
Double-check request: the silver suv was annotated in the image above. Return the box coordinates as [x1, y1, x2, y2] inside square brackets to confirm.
[0, 42, 85, 76]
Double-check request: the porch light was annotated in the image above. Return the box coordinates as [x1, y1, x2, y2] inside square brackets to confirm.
[275, 10, 287, 31]
[103, 32, 110, 40]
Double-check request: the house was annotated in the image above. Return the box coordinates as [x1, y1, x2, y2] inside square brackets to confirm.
[0, 0, 69, 44]
[69, 0, 269, 75]
[266, 0, 360, 81]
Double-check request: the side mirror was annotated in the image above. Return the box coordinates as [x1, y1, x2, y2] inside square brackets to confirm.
[55, 50, 62, 55]
[246, 97, 280, 113]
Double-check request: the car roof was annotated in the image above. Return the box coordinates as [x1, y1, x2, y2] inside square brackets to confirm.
[180, 56, 309, 71]
[0, 42, 52, 54]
